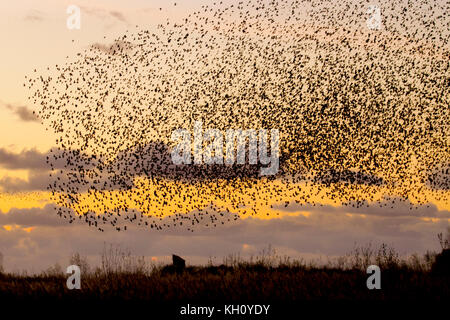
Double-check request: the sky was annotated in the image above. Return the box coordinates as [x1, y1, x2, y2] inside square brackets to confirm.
[0, 0, 448, 273]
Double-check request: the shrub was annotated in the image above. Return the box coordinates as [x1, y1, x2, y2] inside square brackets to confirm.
[42, 262, 64, 277]
[101, 243, 147, 275]
[375, 243, 400, 269]
[432, 231, 450, 275]
[438, 230, 449, 250]
[0, 252, 3, 274]
[69, 252, 91, 275]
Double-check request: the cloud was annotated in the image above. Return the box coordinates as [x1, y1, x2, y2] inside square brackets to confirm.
[13, 106, 39, 122]
[0, 147, 96, 171]
[0, 147, 98, 192]
[0, 204, 64, 227]
[80, 6, 129, 24]
[109, 11, 127, 23]
[90, 40, 135, 55]
[0, 171, 50, 192]
[34, 141, 280, 196]
[109, 141, 267, 182]
[1, 101, 39, 122]
[24, 10, 44, 22]
[0, 148, 47, 170]
[274, 199, 450, 219]
[0, 201, 447, 273]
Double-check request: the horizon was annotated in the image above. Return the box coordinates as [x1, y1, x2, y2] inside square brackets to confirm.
[0, 0, 448, 278]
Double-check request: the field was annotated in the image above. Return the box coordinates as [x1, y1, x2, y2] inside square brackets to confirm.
[0, 244, 448, 303]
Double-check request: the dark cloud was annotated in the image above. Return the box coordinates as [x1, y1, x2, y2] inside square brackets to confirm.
[109, 11, 128, 23]
[33, 141, 282, 196]
[0, 148, 99, 192]
[0, 204, 65, 227]
[0, 202, 446, 273]
[0, 148, 47, 170]
[0, 171, 50, 192]
[0, 147, 95, 171]
[273, 199, 450, 219]
[110, 141, 272, 182]
[13, 106, 40, 122]
[1, 102, 39, 122]
[90, 40, 135, 55]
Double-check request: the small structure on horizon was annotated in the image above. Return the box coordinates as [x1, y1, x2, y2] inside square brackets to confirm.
[172, 254, 186, 271]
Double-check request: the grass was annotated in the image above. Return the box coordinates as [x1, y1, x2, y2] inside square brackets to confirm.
[0, 243, 448, 302]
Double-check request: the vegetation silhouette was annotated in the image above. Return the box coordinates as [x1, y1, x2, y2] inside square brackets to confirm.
[0, 241, 448, 302]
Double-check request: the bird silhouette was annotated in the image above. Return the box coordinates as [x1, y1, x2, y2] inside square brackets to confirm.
[26, 0, 449, 232]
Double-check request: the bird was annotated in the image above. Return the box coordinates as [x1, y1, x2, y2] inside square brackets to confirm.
[26, 0, 449, 232]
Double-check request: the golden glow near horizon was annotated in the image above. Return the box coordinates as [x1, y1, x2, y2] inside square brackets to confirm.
[1, 178, 448, 233]
[49, 177, 449, 220]
[0, 0, 448, 233]
[0, 192, 50, 213]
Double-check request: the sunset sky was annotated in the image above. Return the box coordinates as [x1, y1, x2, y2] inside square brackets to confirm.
[0, 0, 448, 273]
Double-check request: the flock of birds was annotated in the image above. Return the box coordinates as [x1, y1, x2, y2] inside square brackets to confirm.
[26, 0, 448, 232]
